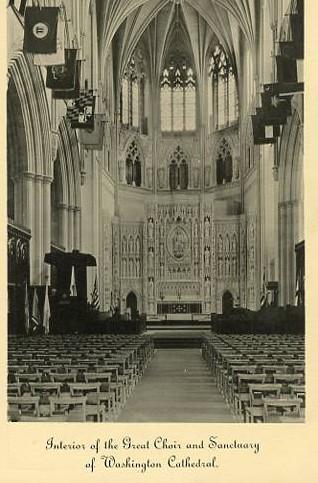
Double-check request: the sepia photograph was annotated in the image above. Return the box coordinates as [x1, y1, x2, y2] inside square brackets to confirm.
[6, 0, 305, 425]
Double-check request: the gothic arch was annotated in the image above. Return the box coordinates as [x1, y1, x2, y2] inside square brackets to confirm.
[215, 137, 233, 185]
[123, 136, 145, 187]
[58, 119, 81, 209]
[52, 119, 82, 251]
[8, 52, 52, 177]
[123, 288, 141, 314]
[7, 53, 52, 284]
[166, 145, 190, 190]
[278, 98, 304, 305]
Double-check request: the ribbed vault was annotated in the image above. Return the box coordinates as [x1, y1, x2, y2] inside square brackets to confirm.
[97, 0, 258, 93]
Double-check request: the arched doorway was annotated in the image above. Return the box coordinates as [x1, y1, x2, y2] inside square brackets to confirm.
[222, 291, 234, 315]
[126, 292, 138, 319]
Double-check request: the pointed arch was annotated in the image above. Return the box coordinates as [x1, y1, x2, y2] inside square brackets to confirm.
[123, 136, 145, 187]
[215, 137, 233, 185]
[278, 97, 304, 305]
[7, 52, 52, 284]
[58, 118, 81, 209]
[7, 52, 52, 177]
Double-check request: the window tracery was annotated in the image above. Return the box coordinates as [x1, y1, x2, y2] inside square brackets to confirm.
[125, 140, 142, 187]
[120, 57, 141, 129]
[168, 145, 189, 190]
[208, 44, 238, 131]
[216, 138, 233, 185]
[160, 59, 196, 132]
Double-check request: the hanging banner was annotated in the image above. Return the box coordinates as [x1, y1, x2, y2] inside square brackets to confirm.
[66, 90, 96, 129]
[23, 7, 60, 54]
[79, 115, 105, 150]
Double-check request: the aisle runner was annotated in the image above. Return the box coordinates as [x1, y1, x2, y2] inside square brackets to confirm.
[118, 349, 234, 422]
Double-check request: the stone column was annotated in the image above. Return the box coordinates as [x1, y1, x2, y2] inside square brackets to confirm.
[58, 203, 69, 250]
[42, 175, 52, 282]
[74, 206, 81, 250]
[278, 203, 287, 305]
[33, 174, 43, 284]
[68, 206, 75, 251]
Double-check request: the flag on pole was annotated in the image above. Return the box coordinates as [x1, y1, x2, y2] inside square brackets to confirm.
[260, 270, 268, 308]
[91, 275, 100, 310]
[24, 281, 30, 335]
[18, 0, 27, 16]
[23, 7, 60, 54]
[33, 17, 65, 66]
[9, 0, 28, 16]
[43, 284, 51, 335]
[52, 60, 81, 99]
[70, 266, 77, 297]
[79, 114, 105, 150]
[66, 90, 96, 129]
[31, 288, 41, 333]
[276, 55, 298, 83]
[252, 114, 278, 145]
[295, 277, 300, 306]
[46, 49, 77, 89]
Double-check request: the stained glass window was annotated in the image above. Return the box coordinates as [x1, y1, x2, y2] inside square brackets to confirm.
[132, 80, 139, 128]
[122, 78, 129, 125]
[160, 62, 196, 132]
[120, 57, 140, 129]
[208, 44, 238, 131]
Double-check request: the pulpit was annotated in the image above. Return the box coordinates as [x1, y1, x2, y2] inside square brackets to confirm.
[44, 250, 97, 333]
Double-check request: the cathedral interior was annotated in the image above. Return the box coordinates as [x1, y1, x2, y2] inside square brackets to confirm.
[6, 0, 305, 423]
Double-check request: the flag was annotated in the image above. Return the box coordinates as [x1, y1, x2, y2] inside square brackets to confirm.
[23, 7, 60, 54]
[52, 60, 81, 99]
[260, 270, 268, 308]
[260, 91, 291, 120]
[263, 82, 304, 97]
[252, 114, 278, 145]
[66, 90, 96, 129]
[295, 277, 300, 306]
[70, 266, 77, 296]
[24, 281, 30, 335]
[31, 288, 41, 333]
[43, 284, 51, 335]
[46, 49, 77, 89]
[33, 18, 65, 66]
[276, 55, 298, 83]
[91, 275, 100, 311]
[79, 115, 105, 150]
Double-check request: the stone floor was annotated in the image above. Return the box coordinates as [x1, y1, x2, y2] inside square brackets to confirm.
[117, 348, 234, 422]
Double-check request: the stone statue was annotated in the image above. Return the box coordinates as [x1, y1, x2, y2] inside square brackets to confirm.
[159, 222, 164, 239]
[149, 278, 154, 298]
[148, 218, 154, 239]
[160, 263, 164, 278]
[148, 248, 154, 271]
[204, 217, 210, 239]
[204, 246, 210, 268]
[157, 167, 164, 189]
[205, 277, 211, 298]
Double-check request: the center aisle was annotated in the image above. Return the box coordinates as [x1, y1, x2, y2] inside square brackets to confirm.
[117, 348, 234, 422]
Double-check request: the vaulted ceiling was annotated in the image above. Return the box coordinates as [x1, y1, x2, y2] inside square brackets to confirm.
[96, 0, 258, 90]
